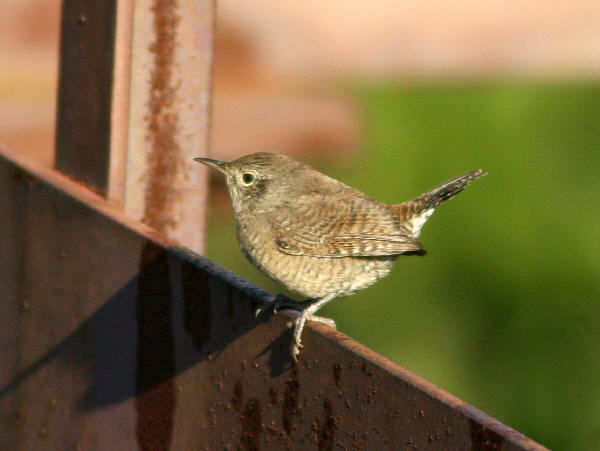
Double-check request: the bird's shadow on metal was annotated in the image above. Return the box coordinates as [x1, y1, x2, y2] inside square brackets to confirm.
[256, 323, 297, 377]
[0, 242, 294, 409]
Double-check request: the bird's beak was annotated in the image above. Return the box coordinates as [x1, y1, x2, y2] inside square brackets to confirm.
[193, 157, 229, 175]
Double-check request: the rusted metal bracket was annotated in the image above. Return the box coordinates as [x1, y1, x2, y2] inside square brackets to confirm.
[0, 147, 547, 450]
[54, 0, 213, 253]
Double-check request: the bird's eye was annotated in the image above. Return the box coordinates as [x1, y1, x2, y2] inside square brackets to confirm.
[241, 172, 255, 185]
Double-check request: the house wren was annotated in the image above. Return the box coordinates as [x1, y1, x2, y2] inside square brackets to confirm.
[195, 152, 486, 360]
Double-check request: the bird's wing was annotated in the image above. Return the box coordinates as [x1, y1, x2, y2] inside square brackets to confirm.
[268, 194, 423, 258]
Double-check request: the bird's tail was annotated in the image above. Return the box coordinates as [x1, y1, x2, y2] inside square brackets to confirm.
[391, 169, 487, 237]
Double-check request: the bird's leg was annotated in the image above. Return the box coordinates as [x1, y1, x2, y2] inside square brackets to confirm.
[302, 296, 337, 328]
[256, 293, 337, 360]
[290, 294, 336, 360]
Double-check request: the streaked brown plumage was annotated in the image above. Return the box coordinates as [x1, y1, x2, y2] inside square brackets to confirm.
[195, 152, 486, 359]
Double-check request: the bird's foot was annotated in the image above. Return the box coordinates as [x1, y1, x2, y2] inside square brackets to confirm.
[258, 294, 336, 361]
[291, 337, 304, 361]
[287, 313, 336, 361]
[291, 316, 306, 362]
[255, 294, 313, 317]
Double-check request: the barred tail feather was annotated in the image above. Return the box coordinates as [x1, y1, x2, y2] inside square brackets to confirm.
[392, 169, 487, 237]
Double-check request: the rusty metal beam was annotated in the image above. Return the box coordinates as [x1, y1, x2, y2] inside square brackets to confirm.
[0, 147, 547, 450]
[54, 0, 213, 253]
[55, 0, 118, 194]
[124, 0, 214, 253]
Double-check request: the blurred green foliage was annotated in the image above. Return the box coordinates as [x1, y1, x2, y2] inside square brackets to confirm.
[206, 81, 600, 450]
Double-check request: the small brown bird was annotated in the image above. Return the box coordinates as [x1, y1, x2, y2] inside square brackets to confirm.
[195, 152, 486, 360]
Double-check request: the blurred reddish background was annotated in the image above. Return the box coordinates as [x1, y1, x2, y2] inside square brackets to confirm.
[2, 0, 599, 166]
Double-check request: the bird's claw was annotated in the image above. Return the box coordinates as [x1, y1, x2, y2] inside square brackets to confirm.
[291, 340, 304, 362]
[255, 296, 325, 362]
[255, 294, 304, 318]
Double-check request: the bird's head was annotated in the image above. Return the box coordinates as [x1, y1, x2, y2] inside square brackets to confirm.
[194, 152, 311, 214]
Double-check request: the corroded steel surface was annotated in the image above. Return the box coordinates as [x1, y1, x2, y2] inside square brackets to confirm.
[55, 0, 117, 194]
[0, 148, 547, 450]
[54, 0, 213, 253]
[125, 0, 214, 253]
